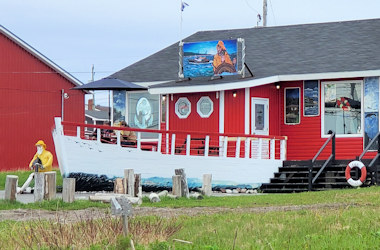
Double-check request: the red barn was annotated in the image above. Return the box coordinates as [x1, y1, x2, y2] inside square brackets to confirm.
[0, 25, 85, 171]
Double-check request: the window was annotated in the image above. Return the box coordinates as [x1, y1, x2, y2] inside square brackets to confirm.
[304, 80, 319, 116]
[197, 96, 213, 118]
[284, 88, 300, 124]
[175, 97, 191, 119]
[322, 81, 362, 136]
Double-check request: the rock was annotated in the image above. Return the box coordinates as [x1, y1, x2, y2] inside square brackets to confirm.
[220, 188, 226, 193]
[226, 189, 232, 194]
[158, 190, 168, 197]
[148, 193, 161, 203]
[241, 188, 247, 193]
[167, 194, 179, 199]
[232, 189, 239, 194]
[189, 192, 204, 200]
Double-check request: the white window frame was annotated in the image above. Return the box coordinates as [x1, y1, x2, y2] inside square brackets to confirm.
[303, 80, 320, 117]
[175, 97, 191, 119]
[197, 96, 214, 118]
[284, 87, 301, 125]
[321, 80, 363, 138]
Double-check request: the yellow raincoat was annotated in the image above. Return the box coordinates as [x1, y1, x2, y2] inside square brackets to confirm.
[29, 140, 53, 172]
[212, 40, 233, 72]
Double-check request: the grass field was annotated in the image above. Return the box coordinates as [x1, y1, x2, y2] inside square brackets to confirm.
[1, 169, 380, 249]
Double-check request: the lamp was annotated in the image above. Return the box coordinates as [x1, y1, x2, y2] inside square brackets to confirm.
[233, 91, 237, 98]
[275, 83, 280, 90]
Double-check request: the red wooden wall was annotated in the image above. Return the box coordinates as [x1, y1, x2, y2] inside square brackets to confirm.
[0, 32, 85, 170]
[280, 80, 365, 160]
[169, 92, 219, 133]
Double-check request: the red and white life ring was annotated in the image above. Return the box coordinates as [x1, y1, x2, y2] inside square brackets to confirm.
[345, 160, 367, 187]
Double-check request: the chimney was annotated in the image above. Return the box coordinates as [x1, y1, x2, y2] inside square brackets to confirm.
[88, 99, 94, 110]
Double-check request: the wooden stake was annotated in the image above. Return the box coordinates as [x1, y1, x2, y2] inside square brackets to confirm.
[175, 168, 189, 198]
[134, 174, 141, 197]
[124, 169, 134, 196]
[44, 171, 56, 200]
[202, 174, 212, 196]
[62, 178, 76, 203]
[172, 175, 182, 197]
[34, 173, 44, 202]
[114, 178, 124, 194]
[4, 175, 18, 201]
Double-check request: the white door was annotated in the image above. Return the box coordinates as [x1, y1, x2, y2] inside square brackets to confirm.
[251, 98, 269, 135]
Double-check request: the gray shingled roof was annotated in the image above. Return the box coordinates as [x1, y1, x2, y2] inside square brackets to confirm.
[85, 110, 109, 120]
[110, 18, 380, 89]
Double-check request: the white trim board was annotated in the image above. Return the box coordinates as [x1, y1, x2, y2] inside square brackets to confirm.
[148, 70, 380, 95]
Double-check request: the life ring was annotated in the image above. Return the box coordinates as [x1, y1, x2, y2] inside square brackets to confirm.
[345, 160, 367, 187]
[336, 97, 351, 111]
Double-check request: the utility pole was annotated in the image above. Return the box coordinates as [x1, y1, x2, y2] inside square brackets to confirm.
[91, 64, 95, 110]
[263, 0, 268, 27]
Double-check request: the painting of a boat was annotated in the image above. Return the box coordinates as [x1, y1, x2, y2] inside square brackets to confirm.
[52, 117, 287, 191]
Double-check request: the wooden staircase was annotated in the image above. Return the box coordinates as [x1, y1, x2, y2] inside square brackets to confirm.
[260, 160, 379, 193]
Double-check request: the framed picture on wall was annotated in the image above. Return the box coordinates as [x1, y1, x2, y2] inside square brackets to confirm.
[304, 80, 319, 116]
[285, 87, 300, 124]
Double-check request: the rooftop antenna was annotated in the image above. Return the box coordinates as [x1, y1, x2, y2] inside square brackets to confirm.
[263, 0, 267, 27]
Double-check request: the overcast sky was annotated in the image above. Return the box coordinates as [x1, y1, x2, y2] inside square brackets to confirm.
[1, 0, 380, 105]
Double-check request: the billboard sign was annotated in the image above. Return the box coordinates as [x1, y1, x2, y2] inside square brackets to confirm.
[183, 39, 238, 78]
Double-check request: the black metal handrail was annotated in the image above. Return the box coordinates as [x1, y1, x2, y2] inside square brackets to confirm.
[308, 132, 336, 191]
[358, 131, 380, 185]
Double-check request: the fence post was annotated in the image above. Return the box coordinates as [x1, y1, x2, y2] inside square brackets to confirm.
[4, 175, 18, 201]
[124, 169, 135, 196]
[172, 175, 182, 196]
[62, 178, 76, 203]
[34, 173, 45, 202]
[174, 168, 189, 198]
[134, 174, 141, 197]
[202, 174, 212, 196]
[44, 171, 56, 200]
[331, 133, 336, 162]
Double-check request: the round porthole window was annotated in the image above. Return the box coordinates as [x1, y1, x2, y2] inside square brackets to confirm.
[197, 96, 213, 118]
[175, 97, 191, 119]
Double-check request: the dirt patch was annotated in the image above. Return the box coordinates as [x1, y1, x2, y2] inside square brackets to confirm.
[0, 203, 355, 222]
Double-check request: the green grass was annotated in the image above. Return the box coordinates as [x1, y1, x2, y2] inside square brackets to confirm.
[141, 186, 380, 208]
[169, 206, 380, 249]
[0, 168, 63, 190]
[0, 199, 108, 210]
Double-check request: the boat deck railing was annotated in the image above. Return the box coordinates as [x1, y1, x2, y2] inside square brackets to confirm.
[58, 118, 287, 160]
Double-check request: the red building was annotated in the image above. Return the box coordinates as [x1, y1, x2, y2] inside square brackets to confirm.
[109, 19, 380, 162]
[0, 25, 85, 170]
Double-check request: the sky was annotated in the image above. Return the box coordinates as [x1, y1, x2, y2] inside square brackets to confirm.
[1, 0, 380, 105]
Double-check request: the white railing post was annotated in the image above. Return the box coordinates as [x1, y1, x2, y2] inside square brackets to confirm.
[204, 135, 210, 157]
[280, 139, 287, 160]
[270, 139, 275, 160]
[137, 132, 141, 150]
[245, 138, 250, 158]
[166, 134, 169, 154]
[157, 133, 162, 153]
[171, 134, 176, 155]
[116, 130, 121, 146]
[77, 126, 81, 138]
[235, 137, 241, 158]
[258, 138, 263, 159]
[97, 128, 101, 143]
[222, 136, 228, 158]
[186, 134, 191, 156]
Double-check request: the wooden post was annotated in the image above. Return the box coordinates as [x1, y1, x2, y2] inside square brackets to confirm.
[4, 175, 18, 201]
[202, 174, 212, 196]
[172, 175, 182, 197]
[134, 174, 141, 197]
[34, 172, 44, 202]
[124, 169, 135, 196]
[44, 171, 56, 200]
[175, 168, 189, 198]
[114, 178, 125, 194]
[62, 178, 76, 203]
